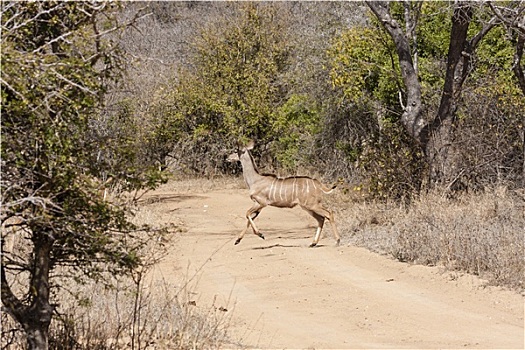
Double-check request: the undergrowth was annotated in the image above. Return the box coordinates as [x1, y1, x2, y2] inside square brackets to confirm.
[1, 267, 235, 350]
[338, 186, 524, 291]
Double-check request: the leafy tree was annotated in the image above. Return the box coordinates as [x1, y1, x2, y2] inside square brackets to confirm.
[365, 1, 524, 188]
[1, 2, 166, 349]
[150, 3, 292, 174]
[328, 19, 424, 198]
[329, 1, 524, 194]
[272, 94, 321, 171]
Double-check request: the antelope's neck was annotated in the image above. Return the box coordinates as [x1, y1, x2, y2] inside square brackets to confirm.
[240, 151, 264, 188]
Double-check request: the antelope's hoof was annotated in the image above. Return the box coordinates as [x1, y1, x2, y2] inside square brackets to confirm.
[234, 238, 241, 245]
[257, 232, 265, 240]
[335, 239, 341, 246]
[309, 242, 317, 248]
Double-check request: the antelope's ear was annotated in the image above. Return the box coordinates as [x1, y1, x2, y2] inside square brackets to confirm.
[244, 139, 255, 151]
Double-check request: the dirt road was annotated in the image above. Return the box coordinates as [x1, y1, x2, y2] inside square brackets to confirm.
[145, 182, 524, 349]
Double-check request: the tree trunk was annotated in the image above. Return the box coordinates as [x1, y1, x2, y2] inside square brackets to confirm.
[366, 1, 426, 144]
[26, 326, 50, 350]
[424, 3, 472, 188]
[25, 233, 53, 350]
[1, 231, 53, 350]
[513, 35, 525, 95]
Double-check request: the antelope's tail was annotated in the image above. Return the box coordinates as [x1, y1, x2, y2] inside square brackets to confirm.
[321, 183, 337, 194]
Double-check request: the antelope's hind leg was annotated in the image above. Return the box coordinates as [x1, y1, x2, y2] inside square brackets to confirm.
[320, 207, 340, 246]
[328, 209, 341, 246]
[301, 207, 324, 248]
[304, 206, 340, 247]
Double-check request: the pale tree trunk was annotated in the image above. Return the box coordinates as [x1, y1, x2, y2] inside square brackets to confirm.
[366, 1, 426, 144]
[24, 235, 53, 350]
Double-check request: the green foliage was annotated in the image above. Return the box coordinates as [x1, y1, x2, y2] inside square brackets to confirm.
[417, 3, 451, 59]
[1, 2, 169, 342]
[472, 25, 524, 111]
[272, 94, 320, 170]
[328, 3, 455, 117]
[328, 26, 399, 108]
[328, 2, 524, 197]
[150, 3, 294, 173]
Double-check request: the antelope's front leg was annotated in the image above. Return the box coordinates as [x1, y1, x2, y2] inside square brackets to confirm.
[309, 220, 325, 248]
[235, 203, 264, 245]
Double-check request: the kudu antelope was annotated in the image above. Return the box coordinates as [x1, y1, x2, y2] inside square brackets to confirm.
[228, 141, 340, 247]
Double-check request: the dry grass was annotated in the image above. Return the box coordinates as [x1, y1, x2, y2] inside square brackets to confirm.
[2, 269, 236, 350]
[53, 276, 234, 350]
[336, 186, 524, 291]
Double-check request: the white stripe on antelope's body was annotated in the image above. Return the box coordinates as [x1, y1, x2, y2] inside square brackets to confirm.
[227, 140, 340, 247]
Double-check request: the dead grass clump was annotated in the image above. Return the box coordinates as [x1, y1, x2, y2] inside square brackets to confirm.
[339, 187, 524, 290]
[66, 278, 233, 350]
[334, 189, 404, 254]
[394, 188, 523, 290]
[2, 275, 234, 350]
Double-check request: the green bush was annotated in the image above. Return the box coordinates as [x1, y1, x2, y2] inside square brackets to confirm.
[148, 4, 294, 174]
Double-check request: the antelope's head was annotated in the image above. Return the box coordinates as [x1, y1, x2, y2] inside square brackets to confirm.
[227, 140, 255, 163]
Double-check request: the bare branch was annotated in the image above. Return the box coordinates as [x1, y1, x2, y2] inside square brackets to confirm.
[51, 68, 98, 95]
[1, 2, 63, 34]
[0, 78, 29, 105]
[1, 263, 25, 323]
[488, 1, 525, 35]
[1, 196, 60, 212]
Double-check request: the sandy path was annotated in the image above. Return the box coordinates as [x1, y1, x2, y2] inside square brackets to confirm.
[146, 185, 524, 349]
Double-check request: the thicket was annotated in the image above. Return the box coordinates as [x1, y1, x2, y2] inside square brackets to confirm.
[118, 2, 365, 177]
[329, 2, 524, 197]
[122, 2, 523, 197]
[154, 4, 293, 174]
